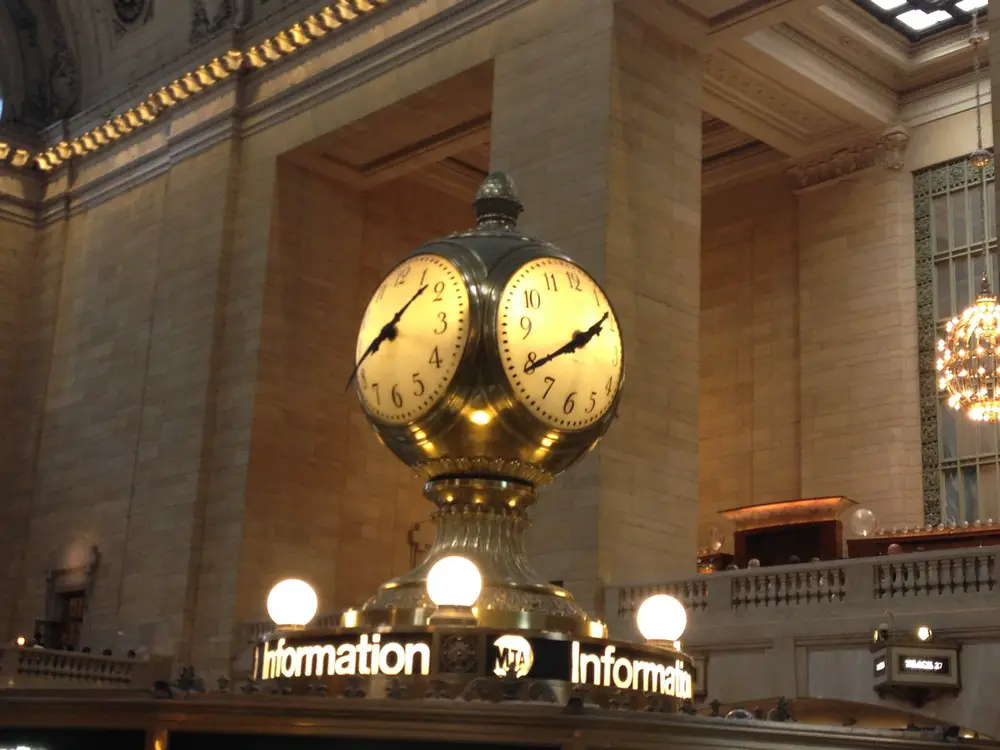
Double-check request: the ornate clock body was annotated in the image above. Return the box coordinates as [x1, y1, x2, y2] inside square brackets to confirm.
[352, 174, 625, 485]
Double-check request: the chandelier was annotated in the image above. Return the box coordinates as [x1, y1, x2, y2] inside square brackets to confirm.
[937, 8, 999, 422]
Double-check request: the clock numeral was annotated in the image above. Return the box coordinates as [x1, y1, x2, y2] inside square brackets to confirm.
[563, 391, 577, 414]
[605, 376, 614, 396]
[593, 287, 601, 307]
[434, 311, 448, 334]
[566, 272, 582, 291]
[524, 352, 538, 374]
[544, 272, 558, 292]
[543, 376, 556, 398]
[391, 384, 403, 408]
[372, 383, 381, 405]
[432, 281, 446, 302]
[524, 289, 541, 309]
[611, 347, 619, 366]
[429, 346, 442, 369]
[520, 316, 532, 339]
[412, 373, 425, 396]
[419, 268, 428, 285]
[585, 391, 597, 414]
[394, 266, 410, 286]
[359, 370, 367, 390]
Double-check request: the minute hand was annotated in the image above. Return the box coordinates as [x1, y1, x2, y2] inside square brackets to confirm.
[344, 284, 428, 391]
[525, 312, 610, 374]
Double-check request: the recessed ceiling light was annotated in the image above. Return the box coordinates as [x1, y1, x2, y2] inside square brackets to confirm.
[870, 0, 907, 10]
[956, 0, 987, 11]
[897, 9, 953, 31]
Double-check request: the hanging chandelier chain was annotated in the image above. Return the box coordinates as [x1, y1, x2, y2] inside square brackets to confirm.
[968, 8, 992, 293]
[972, 9, 984, 151]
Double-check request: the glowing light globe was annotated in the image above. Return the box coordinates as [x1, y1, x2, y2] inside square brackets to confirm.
[426, 555, 482, 608]
[636, 593, 687, 642]
[970, 148, 993, 170]
[850, 507, 877, 538]
[266, 578, 318, 628]
[917, 625, 933, 642]
[937, 290, 1000, 422]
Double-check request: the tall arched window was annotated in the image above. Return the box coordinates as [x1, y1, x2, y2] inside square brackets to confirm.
[916, 156, 997, 525]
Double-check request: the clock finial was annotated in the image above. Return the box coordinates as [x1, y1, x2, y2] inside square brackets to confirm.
[473, 171, 523, 229]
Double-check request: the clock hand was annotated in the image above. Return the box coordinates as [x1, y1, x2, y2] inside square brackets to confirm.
[345, 284, 428, 391]
[525, 311, 609, 373]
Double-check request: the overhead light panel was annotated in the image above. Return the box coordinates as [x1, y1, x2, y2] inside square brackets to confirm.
[869, 0, 906, 9]
[897, 9, 953, 30]
[956, 0, 987, 12]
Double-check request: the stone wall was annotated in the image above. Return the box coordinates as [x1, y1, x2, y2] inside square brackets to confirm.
[699, 165, 922, 541]
[699, 175, 800, 544]
[236, 164, 475, 626]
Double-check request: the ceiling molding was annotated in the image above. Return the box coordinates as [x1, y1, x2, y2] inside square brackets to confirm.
[703, 51, 848, 157]
[707, 0, 825, 43]
[738, 27, 898, 128]
[900, 73, 992, 127]
[702, 142, 791, 194]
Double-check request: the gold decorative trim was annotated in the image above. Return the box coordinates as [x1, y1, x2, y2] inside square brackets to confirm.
[787, 123, 910, 189]
[0, 0, 389, 173]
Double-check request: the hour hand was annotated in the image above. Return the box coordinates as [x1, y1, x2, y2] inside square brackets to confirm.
[525, 312, 609, 373]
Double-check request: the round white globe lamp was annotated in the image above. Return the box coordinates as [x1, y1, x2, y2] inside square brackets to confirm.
[636, 594, 687, 645]
[426, 556, 482, 625]
[266, 578, 318, 630]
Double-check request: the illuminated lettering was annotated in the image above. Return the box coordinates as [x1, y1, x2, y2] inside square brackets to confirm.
[570, 641, 693, 700]
[259, 636, 430, 680]
[904, 658, 944, 672]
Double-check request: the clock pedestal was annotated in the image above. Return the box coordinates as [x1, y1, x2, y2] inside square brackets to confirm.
[354, 477, 590, 634]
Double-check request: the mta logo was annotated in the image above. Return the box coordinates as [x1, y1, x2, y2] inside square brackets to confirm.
[493, 634, 534, 679]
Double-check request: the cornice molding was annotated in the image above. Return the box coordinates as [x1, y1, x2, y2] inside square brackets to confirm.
[901, 72, 992, 127]
[0, 0, 394, 175]
[241, 0, 532, 139]
[787, 123, 910, 190]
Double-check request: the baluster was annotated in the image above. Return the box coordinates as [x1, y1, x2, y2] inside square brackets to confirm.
[960, 557, 973, 592]
[942, 558, 955, 592]
[980, 556, 994, 590]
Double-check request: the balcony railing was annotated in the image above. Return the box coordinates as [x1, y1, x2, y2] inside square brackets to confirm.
[0, 646, 172, 690]
[605, 546, 999, 642]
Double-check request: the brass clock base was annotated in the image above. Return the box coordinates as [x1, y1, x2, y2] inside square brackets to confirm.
[350, 477, 593, 636]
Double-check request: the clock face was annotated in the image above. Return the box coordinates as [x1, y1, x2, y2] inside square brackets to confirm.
[497, 257, 623, 431]
[355, 254, 470, 424]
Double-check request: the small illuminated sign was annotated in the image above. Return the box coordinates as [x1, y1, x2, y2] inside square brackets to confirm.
[255, 631, 694, 701]
[571, 642, 692, 699]
[874, 659, 887, 675]
[255, 634, 431, 680]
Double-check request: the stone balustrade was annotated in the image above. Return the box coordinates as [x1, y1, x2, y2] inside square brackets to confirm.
[0, 646, 171, 690]
[608, 546, 998, 639]
[604, 546, 1000, 737]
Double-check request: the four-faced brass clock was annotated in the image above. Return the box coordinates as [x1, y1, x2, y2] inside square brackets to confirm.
[350, 172, 625, 485]
[352, 254, 470, 424]
[498, 257, 623, 430]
